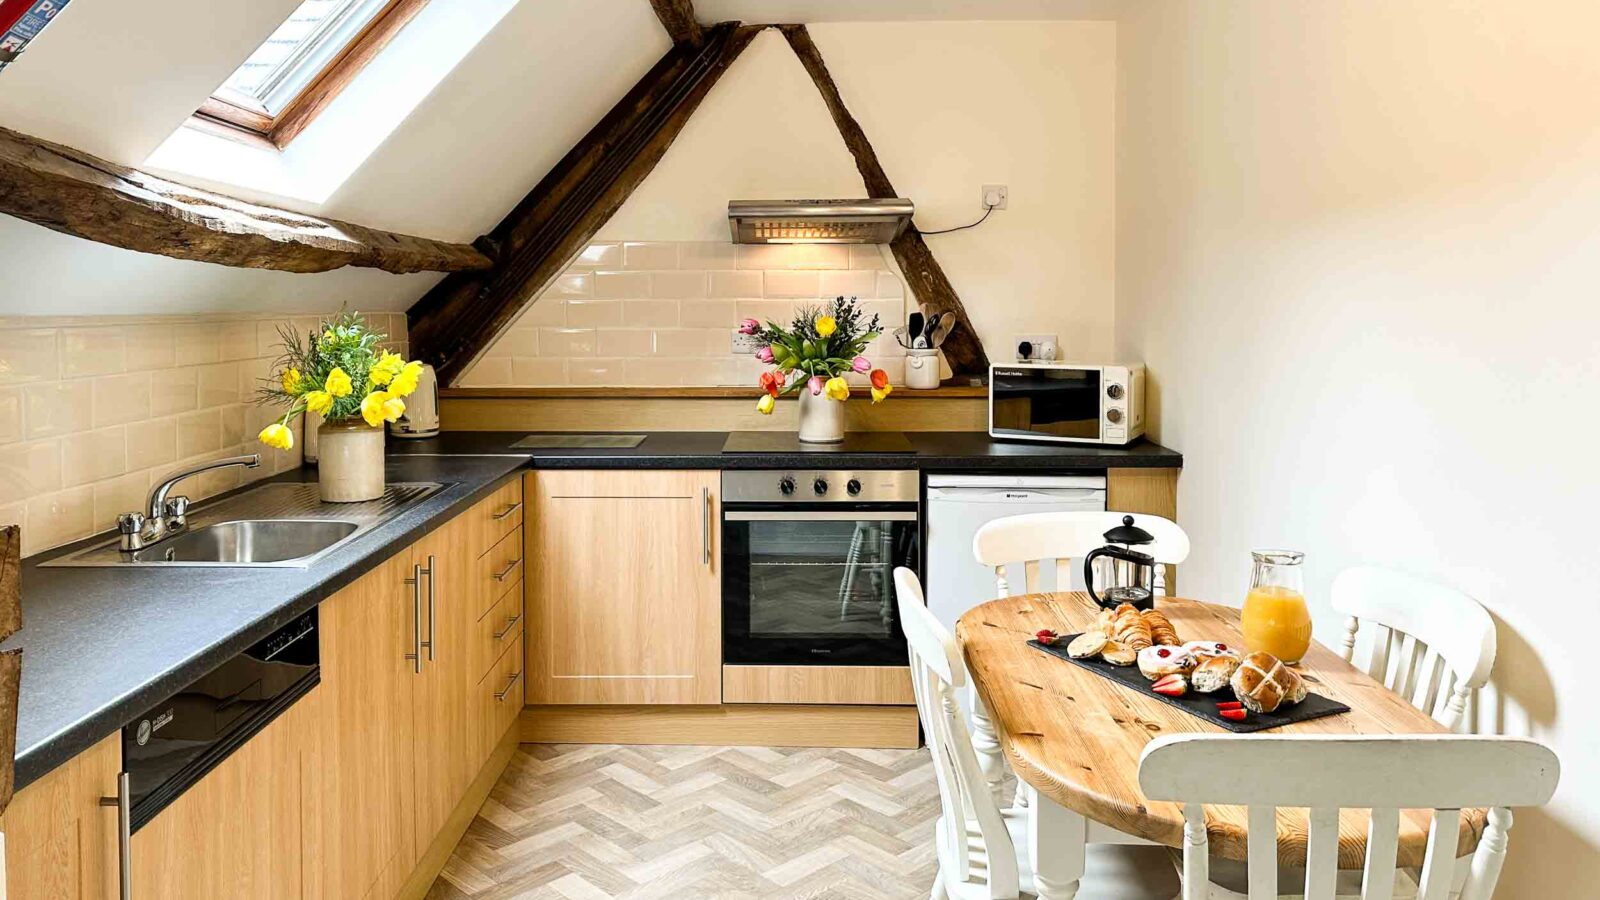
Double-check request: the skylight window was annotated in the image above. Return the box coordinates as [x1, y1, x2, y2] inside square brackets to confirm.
[193, 0, 429, 149]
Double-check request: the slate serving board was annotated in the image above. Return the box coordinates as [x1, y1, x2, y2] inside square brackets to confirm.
[1028, 634, 1352, 734]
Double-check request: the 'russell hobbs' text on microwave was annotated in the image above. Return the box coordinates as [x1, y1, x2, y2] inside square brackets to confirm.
[988, 363, 1146, 446]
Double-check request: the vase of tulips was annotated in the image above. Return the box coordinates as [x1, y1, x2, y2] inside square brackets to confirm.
[256, 312, 424, 502]
[743, 296, 893, 443]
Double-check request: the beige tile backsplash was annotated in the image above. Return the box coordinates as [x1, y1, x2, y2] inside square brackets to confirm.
[0, 312, 409, 558]
[459, 241, 909, 388]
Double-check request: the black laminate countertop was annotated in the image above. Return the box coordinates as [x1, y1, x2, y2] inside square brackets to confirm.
[6, 431, 1178, 790]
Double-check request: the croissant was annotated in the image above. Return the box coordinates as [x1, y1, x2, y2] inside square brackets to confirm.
[1142, 609, 1181, 646]
[1230, 651, 1307, 713]
[1112, 606, 1153, 650]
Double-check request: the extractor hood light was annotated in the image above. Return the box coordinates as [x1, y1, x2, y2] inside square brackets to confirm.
[728, 199, 914, 245]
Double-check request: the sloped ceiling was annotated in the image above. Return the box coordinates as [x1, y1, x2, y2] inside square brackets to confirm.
[0, 0, 667, 315]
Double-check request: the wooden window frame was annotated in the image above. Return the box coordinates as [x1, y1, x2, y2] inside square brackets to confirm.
[190, 0, 431, 151]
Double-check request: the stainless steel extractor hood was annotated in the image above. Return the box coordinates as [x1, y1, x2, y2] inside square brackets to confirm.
[728, 198, 914, 244]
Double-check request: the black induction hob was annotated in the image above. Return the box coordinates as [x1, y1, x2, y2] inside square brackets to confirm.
[721, 431, 915, 454]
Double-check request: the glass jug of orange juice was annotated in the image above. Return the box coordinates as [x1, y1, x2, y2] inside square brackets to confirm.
[1241, 550, 1312, 664]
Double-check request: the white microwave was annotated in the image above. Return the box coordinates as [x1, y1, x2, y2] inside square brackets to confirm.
[988, 363, 1146, 446]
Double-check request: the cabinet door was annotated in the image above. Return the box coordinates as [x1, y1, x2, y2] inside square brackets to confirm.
[527, 470, 721, 705]
[1, 734, 119, 900]
[314, 555, 418, 900]
[409, 517, 481, 847]
[131, 694, 315, 900]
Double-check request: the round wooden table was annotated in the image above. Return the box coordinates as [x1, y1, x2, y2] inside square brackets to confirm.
[955, 592, 1486, 897]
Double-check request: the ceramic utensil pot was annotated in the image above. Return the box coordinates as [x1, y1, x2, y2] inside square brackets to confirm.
[317, 419, 385, 502]
[1083, 515, 1158, 610]
[904, 349, 941, 389]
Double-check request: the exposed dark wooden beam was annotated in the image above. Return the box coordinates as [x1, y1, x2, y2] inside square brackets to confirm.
[779, 25, 991, 377]
[650, 0, 704, 46]
[0, 126, 492, 275]
[0, 525, 20, 817]
[409, 22, 759, 385]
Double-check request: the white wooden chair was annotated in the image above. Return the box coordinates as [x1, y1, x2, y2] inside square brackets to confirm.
[1332, 567, 1496, 731]
[968, 511, 1191, 799]
[1138, 734, 1560, 900]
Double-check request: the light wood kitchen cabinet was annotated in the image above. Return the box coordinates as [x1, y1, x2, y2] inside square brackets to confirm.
[0, 733, 120, 900]
[131, 693, 318, 900]
[526, 469, 722, 705]
[312, 553, 419, 900]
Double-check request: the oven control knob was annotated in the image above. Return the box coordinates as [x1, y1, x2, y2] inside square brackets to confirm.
[1106, 383, 1126, 400]
[813, 477, 829, 495]
[778, 476, 796, 495]
[1106, 408, 1124, 424]
[847, 478, 862, 496]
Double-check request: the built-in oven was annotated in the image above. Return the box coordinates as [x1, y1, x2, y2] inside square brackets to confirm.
[722, 469, 919, 666]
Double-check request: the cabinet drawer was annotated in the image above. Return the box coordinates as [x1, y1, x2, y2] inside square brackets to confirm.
[480, 634, 525, 755]
[469, 480, 524, 556]
[476, 529, 524, 617]
[474, 583, 524, 681]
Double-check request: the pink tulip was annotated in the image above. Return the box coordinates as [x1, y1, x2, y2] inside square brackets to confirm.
[737, 318, 760, 335]
[755, 346, 774, 363]
[851, 356, 872, 374]
[807, 375, 825, 396]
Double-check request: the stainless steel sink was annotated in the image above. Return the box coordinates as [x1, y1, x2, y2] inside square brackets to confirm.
[123, 519, 359, 564]
[44, 481, 447, 568]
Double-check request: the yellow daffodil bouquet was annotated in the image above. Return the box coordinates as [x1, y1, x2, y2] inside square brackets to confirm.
[255, 311, 423, 451]
[743, 295, 892, 415]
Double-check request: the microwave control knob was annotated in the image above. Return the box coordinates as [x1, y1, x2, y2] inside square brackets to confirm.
[778, 476, 796, 496]
[813, 477, 829, 496]
[846, 478, 862, 496]
[1106, 383, 1125, 400]
[1106, 408, 1125, 424]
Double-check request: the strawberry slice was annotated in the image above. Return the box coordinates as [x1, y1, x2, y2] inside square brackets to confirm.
[1215, 701, 1244, 710]
[1219, 708, 1248, 722]
[1151, 674, 1187, 697]
[1035, 629, 1059, 646]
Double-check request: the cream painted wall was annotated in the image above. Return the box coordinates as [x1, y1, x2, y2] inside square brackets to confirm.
[1115, 2, 1600, 890]
[598, 21, 1118, 361]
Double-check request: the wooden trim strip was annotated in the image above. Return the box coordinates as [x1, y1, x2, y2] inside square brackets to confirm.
[0, 125, 491, 275]
[650, 0, 704, 46]
[722, 665, 915, 706]
[521, 703, 920, 749]
[440, 385, 986, 400]
[779, 25, 991, 377]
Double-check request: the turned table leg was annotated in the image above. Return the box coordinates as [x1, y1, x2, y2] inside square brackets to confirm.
[1028, 785, 1086, 899]
[969, 687, 1007, 800]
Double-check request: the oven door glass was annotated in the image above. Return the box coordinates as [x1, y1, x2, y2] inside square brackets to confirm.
[992, 367, 1102, 439]
[723, 510, 918, 665]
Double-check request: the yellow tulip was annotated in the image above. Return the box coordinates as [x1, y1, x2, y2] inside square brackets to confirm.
[823, 376, 850, 401]
[280, 367, 302, 395]
[369, 351, 404, 387]
[360, 391, 389, 427]
[756, 393, 776, 415]
[388, 361, 424, 397]
[814, 315, 837, 337]
[303, 390, 334, 416]
[325, 367, 353, 398]
[382, 395, 406, 422]
[258, 422, 294, 450]
[871, 383, 893, 404]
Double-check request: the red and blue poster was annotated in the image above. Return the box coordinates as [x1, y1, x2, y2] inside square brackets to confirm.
[0, 0, 72, 74]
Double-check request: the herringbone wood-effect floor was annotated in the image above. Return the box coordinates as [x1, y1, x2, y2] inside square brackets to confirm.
[426, 742, 944, 900]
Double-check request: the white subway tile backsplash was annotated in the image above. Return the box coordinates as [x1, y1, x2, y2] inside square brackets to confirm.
[564, 301, 622, 328]
[0, 388, 20, 445]
[0, 329, 59, 384]
[126, 418, 177, 469]
[877, 272, 905, 298]
[92, 473, 148, 533]
[679, 300, 737, 328]
[651, 271, 707, 299]
[763, 270, 822, 299]
[709, 270, 763, 298]
[500, 326, 540, 358]
[25, 487, 93, 553]
[177, 408, 223, 458]
[596, 329, 654, 358]
[151, 366, 199, 417]
[92, 372, 153, 428]
[622, 300, 679, 328]
[738, 244, 848, 271]
[518, 299, 567, 327]
[549, 273, 592, 297]
[173, 323, 222, 367]
[623, 358, 686, 386]
[0, 440, 61, 504]
[462, 357, 512, 386]
[60, 327, 126, 378]
[849, 245, 890, 270]
[570, 242, 622, 269]
[593, 271, 652, 300]
[678, 242, 739, 270]
[622, 242, 678, 270]
[511, 357, 566, 384]
[62, 427, 126, 488]
[651, 329, 722, 358]
[126, 326, 177, 371]
[819, 269, 879, 299]
[539, 328, 597, 357]
[23, 380, 93, 439]
[219, 404, 246, 447]
[569, 359, 626, 385]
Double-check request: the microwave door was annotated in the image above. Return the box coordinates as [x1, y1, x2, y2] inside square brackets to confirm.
[994, 369, 1102, 439]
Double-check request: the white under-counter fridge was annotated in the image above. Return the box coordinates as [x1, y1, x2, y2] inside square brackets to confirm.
[923, 474, 1108, 632]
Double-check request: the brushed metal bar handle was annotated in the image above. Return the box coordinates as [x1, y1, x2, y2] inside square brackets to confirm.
[494, 670, 523, 701]
[404, 563, 423, 674]
[491, 501, 523, 521]
[424, 555, 437, 662]
[99, 771, 132, 900]
[491, 559, 520, 582]
[494, 612, 523, 640]
[701, 486, 711, 566]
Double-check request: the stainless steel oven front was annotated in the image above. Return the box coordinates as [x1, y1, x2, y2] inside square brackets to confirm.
[721, 469, 919, 666]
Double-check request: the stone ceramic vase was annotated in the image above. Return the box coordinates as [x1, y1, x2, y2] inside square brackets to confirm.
[797, 389, 846, 443]
[317, 419, 385, 502]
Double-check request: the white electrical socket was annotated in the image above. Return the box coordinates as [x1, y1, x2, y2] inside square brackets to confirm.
[730, 331, 765, 354]
[1013, 333, 1058, 362]
[982, 184, 1009, 210]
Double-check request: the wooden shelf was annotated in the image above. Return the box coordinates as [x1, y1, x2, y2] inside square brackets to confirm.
[440, 384, 988, 400]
